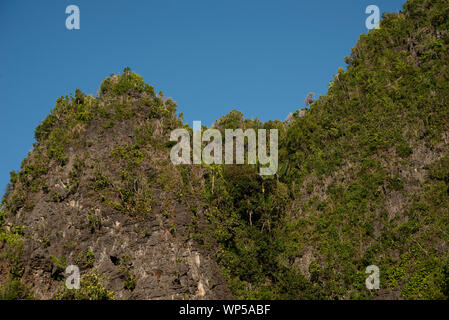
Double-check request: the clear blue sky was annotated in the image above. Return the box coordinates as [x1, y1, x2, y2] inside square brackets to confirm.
[0, 0, 405, 195]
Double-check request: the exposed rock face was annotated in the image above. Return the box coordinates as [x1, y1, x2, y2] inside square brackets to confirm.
[10, 195, 230, 299]
[0, 73, 232, 299]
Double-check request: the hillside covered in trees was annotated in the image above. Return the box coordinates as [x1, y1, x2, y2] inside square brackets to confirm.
[1, 0, 448, 299]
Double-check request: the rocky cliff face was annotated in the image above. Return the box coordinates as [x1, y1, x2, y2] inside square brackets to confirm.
[0, 72, 231, 299]
[1, 0, 449, 300]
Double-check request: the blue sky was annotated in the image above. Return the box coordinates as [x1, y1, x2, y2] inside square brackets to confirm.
[0, 0, 405, 195]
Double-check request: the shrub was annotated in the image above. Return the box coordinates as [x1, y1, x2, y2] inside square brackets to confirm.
[0, 280, 33, 300]
[55, 273, 114, 300]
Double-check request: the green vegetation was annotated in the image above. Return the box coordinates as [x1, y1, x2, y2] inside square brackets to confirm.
[119, 255, 136, 291]
[55, 273, 114, 300]
[0, 280, 33, 300]
[0, 0, 448, 300]
[202, 0, 449, 299]
[88, 213, 102, 233]
[75, 250, 95, 269]
[0, 222, 25, 278]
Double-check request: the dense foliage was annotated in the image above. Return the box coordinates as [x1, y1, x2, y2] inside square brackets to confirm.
[202, 0, 449, 299]
[1, 0, 448, 300]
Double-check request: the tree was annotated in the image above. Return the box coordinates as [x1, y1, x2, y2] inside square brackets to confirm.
[304, 92, 315, 107]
